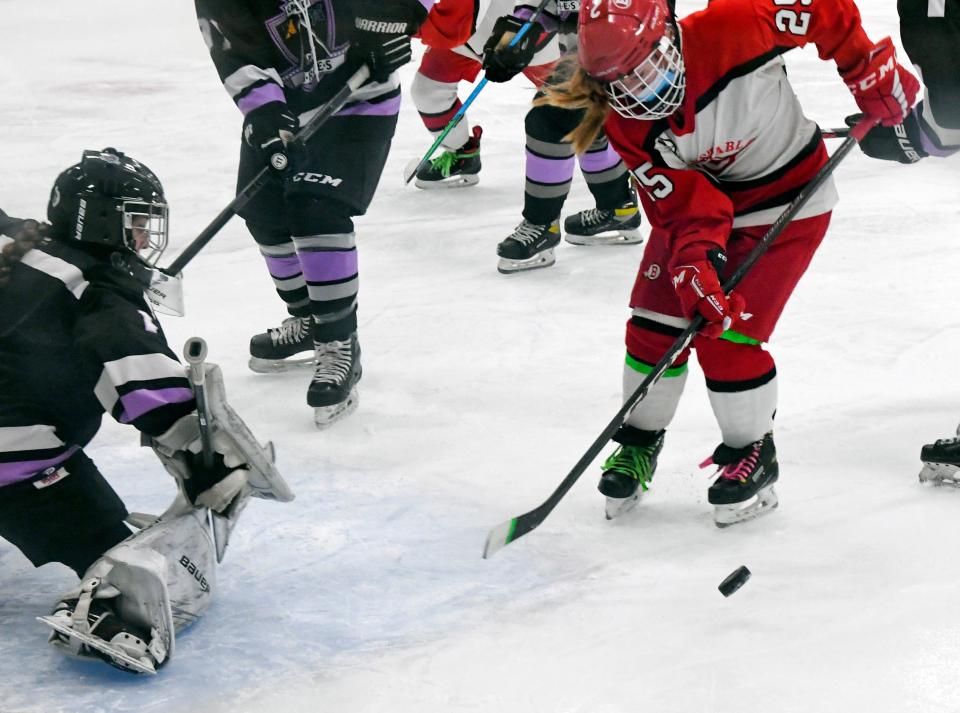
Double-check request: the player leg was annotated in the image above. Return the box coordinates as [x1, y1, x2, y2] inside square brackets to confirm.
[599, 229, 690, 518]
[236, 139, 315, 373]
[411, 47, 483, 188]
[285, 113, 398, 428]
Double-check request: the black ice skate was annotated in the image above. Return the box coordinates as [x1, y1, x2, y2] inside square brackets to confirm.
[919, 428, 960, 485]
[42, 595, 157, 675]
[564, 198, 644, 246]
[248, 315, 314, 373]
[598, 426, 665, 520]
[308, 333, 361, 428]
[496, 219, 561, 274]
[703, 432, 779, 528]
[415, 126, 482, 189]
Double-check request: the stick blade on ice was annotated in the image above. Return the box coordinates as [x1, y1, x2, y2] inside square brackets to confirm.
[482, 517, 519, 559]
[402, 157, 421, 185]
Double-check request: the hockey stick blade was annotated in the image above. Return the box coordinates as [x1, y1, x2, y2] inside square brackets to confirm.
[402, 156, 422, 184]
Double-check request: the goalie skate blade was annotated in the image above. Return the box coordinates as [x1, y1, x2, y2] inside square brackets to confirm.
[564, 229, 644, 246]
[919, 462, 960, 486]
[37, 616, 157, 675]
[497, 248, 557, 275]
[313, 388, 359, 429]
[414, 174, 479, 190]
[714, 484, 779, 528]
[248, 355, 315, 374]
[605, 494, 639, 520]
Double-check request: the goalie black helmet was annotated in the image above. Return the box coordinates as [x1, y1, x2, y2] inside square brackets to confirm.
[47, 148, 169, 266]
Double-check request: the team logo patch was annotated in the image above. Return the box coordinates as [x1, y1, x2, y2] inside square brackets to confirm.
[613, 0, 632, 8]
[644, 263, 661, 280]
[33, 467, 69, 489]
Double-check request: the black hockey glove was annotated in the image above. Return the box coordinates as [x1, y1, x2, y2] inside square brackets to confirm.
[349, 1, 426, 84]
[846, 110, 928, 164]
[243, 101, 300, 172]
[482, 15, 545, 83]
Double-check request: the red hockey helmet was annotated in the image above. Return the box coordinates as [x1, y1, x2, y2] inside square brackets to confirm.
[579, 0, 685, 120]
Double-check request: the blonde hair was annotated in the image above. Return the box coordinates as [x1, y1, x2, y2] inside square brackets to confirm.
[0, 221, 45, 289]
[534, 56, 612, 154]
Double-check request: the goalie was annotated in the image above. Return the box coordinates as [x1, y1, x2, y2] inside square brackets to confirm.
[0, 148, 293, 674]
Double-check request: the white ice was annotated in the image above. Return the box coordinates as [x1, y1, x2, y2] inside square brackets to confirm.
[1, 1, 959, 711]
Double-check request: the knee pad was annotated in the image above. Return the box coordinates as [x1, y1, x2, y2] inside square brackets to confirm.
[525, 102, 582, 145]
[623, 316, 690, 432]
[286, 198, 355, 237]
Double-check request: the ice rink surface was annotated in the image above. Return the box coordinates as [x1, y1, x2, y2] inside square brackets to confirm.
[1, 1, 959, 711]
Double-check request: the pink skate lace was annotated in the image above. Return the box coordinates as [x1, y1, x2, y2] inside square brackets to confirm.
[699, 441, 762, 483]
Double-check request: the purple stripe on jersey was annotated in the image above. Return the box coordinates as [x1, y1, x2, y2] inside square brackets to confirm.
[0, 446, 78, 486]
[578, 145, 622, 173]
[526, 151, 575, 184]
[920, 127, 959, 157]
[299, 249, 358, 283]
[264, 254, 302, 279]
[335, 94, 402, 117]
[119, 387, 195, 424]
[238, 83, 286, 116]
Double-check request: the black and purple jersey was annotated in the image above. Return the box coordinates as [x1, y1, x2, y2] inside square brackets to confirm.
[0, 239, 195, 488]
[195, 0, 436, 120]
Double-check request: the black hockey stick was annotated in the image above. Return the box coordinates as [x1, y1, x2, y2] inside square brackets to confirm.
[482, 116, 878, 558]
[162, 65, 371, 276]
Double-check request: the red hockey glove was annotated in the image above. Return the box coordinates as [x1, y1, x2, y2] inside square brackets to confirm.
[670, 250, 745, 339]
[841, 38, 920, 127]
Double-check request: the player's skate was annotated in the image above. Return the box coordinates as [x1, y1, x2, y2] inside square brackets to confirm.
[496, 219, 561, 274]
[415, 126, 482, 189]
[703, 432, 779, 528]
[563, 198, 644, 246]
[598, 426, 665, 520]
[308, 333, 361, 428]
[248, 315, 314, 373]
[919, 428, 960, 485]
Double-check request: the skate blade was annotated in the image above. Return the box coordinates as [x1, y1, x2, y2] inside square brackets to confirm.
[919, 462, 960, 486]
[497, 248, 557, 274]
[714, 484, 779, 528]
[605, 494, 640, 520]
[414, 174, 479, 190]
[248, 354, 315, 374]
[564, 228, 644, 246]
[313, 388, 359, 429]
[37, 615, 157, 675]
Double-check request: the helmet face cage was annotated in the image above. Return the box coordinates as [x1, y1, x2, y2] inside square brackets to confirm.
[606, 30, 685, 121]
[122, 198, 168, 267]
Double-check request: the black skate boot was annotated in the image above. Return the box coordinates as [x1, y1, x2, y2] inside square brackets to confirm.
[703, 432, 779, 528]
[919, 428, 960, 485]
[598, 426, 665, 520]
[307, 333, 362, 428]
[415, 126, 482, 189]
[564, 197, 644, 246]
[248, 315, 314, 373]
[496, 219, 561, 274]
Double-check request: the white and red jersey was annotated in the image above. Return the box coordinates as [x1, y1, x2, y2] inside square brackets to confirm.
[417, 0, 563, 64]
[604, 0, 877, 261]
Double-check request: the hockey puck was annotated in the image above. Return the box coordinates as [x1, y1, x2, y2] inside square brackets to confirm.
[718, 565, 751, 597]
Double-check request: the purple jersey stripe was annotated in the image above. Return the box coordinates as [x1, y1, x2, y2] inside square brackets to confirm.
[238, 83, 286, 116]
[0, 446, 78, 487]
[119, 387, 195, 424]
[526, 151, 575, 184]
[578, 145, 622, 173]
[298, 249, 358, 283]
[921, 127, 959, 157]
[264, 254, 303, 279]
[335, 94, 402, 117]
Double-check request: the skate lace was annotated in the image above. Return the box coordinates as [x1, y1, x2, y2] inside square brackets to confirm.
[509, 220, 546, 246]
[579, 208, 613, 227]
[429, 149, 459, 178]
[270, 316, 311, 346]
[312, 339, 353, 385]
[603, 444, 657, 491]
[699, 440, 763, 483]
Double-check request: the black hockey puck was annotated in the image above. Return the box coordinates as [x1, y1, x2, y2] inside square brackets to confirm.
[718, 565, 751, 597]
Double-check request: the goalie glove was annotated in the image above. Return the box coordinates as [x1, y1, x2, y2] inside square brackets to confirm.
[151, 414, 249, 514]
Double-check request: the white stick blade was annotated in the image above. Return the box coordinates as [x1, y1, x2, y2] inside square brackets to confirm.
[482, 517, 516, 559]
[401, 157, 421, 185]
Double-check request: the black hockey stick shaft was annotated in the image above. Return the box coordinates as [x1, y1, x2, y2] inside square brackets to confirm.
[482, 116, 877, 558]
[183, 337, 214, 468]
[162, 65, 371, 276]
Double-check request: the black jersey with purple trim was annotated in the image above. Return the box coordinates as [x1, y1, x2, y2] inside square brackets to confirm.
[0, 238, 195, 488]
[195, 0, 435, 119]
